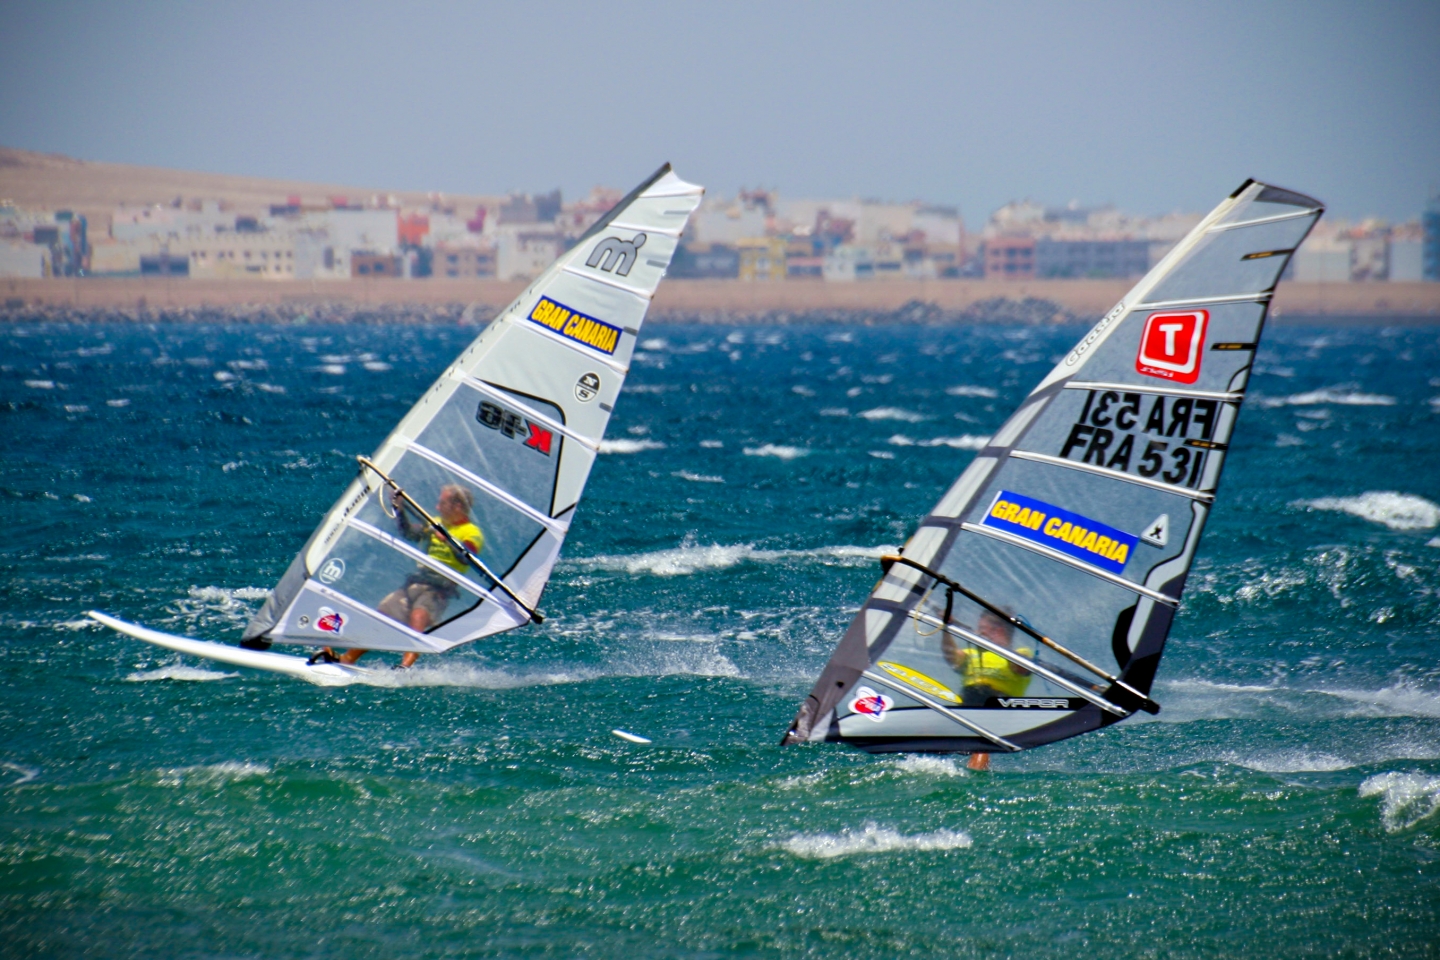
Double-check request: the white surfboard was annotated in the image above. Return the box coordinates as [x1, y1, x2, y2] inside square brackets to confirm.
[87, 611, 379, 687]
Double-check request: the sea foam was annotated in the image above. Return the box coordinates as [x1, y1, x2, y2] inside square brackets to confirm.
[570, 542, 889, 577]
[1293, 492, 1440, 531]
[598, 438, 665, 454]
[780, 823, 972, 859]
[1359, 772, 1440, 832]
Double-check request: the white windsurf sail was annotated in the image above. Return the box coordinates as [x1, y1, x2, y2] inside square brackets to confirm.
[783, 179, 1322, 754]
[235, 164, 704, 656]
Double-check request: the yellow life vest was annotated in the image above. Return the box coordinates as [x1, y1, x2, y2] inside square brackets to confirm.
[427, 521, 484, 572]
[961, 647, 1034, 698]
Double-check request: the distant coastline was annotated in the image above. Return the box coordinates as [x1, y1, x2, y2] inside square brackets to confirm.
[3, 277, 1438, 324]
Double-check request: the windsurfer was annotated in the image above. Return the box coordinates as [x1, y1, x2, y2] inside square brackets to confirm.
[331, 484, 484, 667]
[942, 609, 1033, 771]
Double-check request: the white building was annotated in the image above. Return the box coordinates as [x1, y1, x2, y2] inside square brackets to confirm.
[185, 232, 296, 279]
[496, 225, 563, 281]
[111, 200, 231, 241]
[0, 241, 50, 277]
[1291, 233, 1351, 282]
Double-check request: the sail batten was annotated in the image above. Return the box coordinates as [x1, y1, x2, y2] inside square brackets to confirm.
[785, 179, 1322, 753]
[243, 165, 703, 653]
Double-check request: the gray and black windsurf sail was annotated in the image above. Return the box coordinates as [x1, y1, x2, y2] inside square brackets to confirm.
[783, 179, 1322, 754]
[242, 165, 703, 654]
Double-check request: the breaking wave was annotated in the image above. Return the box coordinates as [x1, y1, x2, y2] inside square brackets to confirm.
[743, 444, 808, 460]
[858, 407, 928, 422]
[1293, 492, 1440, 531]
[1359, 772, 1440, 832]
[945, 385, 998, 398]
[672, 470, 724, 483]
[158, 762, 271, 786]
[1311, 681, 1440, 719]
[889, 755, 970, 777]
[598, 439, 666, 454]
[569, 541, 890, 577]
[779, 823, 972, 859]
[1259, 387, 1396, 407]
[888, 434, 991, 449]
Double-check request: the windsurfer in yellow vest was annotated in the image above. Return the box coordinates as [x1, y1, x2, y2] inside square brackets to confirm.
[332, 484, 484, 668]
[941, 609, 1032, 771]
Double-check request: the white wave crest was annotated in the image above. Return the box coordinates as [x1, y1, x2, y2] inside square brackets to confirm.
[780, 822, 972, 859]
[889, 755, 970, 777]
[673, 470, 724, 483]
[1312, 681, 1440, 718]
[921, 435, 991, 450]
[1260, 387, 1396, 408]
[945, 385, 998, 398]
[127, 664, 239, 682]
[159, 761, 271, 786]
[571, 542, 890, 577]
[744, 444, 808, 460]
[858, 407, 927, 422]
[1293, 492, 1440, 531]
[1221, 750, 1353, 773]
[1359, 772, 1440, 832]
[2, 762, 39, 786]
[598, 438, 666, 454]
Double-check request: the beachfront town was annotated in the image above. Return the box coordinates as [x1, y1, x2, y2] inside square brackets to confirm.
[2, 183, 1437, 284]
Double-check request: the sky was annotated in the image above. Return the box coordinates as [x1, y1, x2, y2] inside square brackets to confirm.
[3, 1, 1437, 226]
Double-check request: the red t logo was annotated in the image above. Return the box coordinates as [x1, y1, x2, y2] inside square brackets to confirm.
[1136, 310, 1208, 384]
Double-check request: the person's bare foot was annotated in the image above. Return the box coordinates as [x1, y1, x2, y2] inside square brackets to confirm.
[966, 752, 991, 772]
[400, 652, 419, 669]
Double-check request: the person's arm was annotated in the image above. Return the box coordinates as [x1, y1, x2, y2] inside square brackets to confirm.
[941, 633, 968, 671]
[393, 495, 429, 543]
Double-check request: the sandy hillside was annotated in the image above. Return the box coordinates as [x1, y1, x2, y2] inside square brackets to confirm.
[0, 146, 501, 227]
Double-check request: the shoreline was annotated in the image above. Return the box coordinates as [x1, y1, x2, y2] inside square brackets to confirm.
[4, 277, 1439, 324]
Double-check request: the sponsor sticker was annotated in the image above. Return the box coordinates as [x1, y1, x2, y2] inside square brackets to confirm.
[528, 296, 622, 356]
[575, 372, 601, 403]
[585, 233, 646, 277]
[477, 400, 553, 456]
[981, 490, 1138, 575]
[1136, 310, 1208, 383]
[876, 661, 962, 705]
[984, 697, 1082, 710]
[317, 557, 346, 584]
[849, 685, 893, 722]
[315, 606, 346, 634]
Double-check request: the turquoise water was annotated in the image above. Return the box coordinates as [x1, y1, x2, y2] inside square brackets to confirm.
[2, 319, 1439, 958]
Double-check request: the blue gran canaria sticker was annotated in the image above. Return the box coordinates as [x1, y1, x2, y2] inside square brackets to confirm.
[981, 489, 1138, 575]
[528, 296, 622, 356]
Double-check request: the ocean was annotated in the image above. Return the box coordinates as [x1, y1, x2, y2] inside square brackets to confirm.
[2, 318, 1438, 958]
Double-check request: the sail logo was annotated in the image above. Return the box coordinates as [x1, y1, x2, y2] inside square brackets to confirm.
[586, 233, 646, 277]
[877, 661, 962, 705]
[849, 686, 893, 722]
[317, 558, 346, 584]
[981, 490, 1138, 576]
[992, 697, 1077, 710]
[315, 606, 346, 634]
[528, 297, 622, 356]
[477, 400, 553, 456]
[1136, 310, 1208, 383]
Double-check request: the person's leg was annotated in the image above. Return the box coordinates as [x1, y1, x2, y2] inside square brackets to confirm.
[967, 752, 991, 771]
[339, 648, 367, 664]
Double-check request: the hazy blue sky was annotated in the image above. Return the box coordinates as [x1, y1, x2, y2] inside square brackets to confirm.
[4, 1, 1436, 225]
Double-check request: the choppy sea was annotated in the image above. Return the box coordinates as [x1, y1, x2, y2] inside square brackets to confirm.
[2, 318, 1439, 958]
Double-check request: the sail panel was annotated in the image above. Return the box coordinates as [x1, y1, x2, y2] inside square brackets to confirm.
[244, 165, 703, 652]
[785, 179, 1322, 752]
